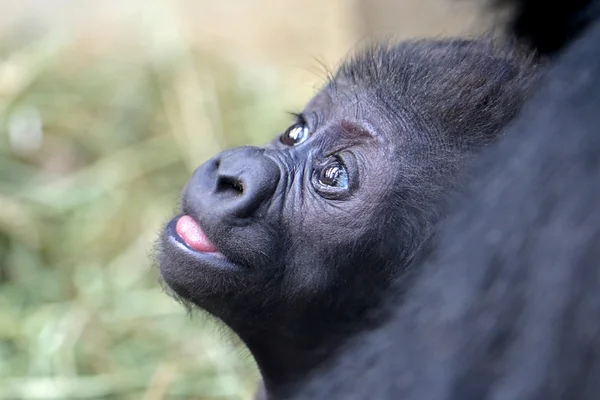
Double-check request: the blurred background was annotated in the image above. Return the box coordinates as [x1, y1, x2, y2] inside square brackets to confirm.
[0, 0, 485, 398]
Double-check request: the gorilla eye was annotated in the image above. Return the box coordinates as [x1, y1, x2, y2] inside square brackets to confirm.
[318, 159, 349, 189]
[280, 123, 311, 146]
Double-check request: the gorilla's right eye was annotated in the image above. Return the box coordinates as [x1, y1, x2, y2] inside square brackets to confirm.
[318, 159, 349, 189]
[280, 123, 311, 146]
[311, 156, 353, 200]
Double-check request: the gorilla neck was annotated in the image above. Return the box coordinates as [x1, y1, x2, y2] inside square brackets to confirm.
[224, 257, 418, 396]
[247, 329, 335, 394]
[227, 298, 391, 397]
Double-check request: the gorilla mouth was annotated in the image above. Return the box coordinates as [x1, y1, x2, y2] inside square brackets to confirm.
[175, 215, 218, 252]
[170, 215, 225, 258]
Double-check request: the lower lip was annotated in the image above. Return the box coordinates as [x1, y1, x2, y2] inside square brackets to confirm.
[166, 216, 227, 260]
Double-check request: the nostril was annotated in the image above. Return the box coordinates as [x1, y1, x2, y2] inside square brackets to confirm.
[216, 175, 244, 195]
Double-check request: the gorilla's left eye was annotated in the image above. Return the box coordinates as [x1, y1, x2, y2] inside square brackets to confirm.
[318, 159, 349, 189]
[280, 123, 311, 146]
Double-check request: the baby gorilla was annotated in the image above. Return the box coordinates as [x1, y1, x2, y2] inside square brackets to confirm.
[158, 38, 542, 398]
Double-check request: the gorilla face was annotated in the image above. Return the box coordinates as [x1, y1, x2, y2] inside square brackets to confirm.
[157, 38, 542, 391]
[160, 85, 408, 330]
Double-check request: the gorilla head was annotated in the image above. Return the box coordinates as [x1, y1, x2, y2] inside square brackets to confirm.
[157, 38, 542, 395]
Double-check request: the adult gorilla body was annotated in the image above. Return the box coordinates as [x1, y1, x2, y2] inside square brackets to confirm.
[158, 39, 541, 398]
[290, 1, 600, 399]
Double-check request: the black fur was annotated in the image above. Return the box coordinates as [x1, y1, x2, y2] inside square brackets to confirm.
[489, 0, 599, 55]
[156, 38, 542, 399]
[287, 1, 600, 399]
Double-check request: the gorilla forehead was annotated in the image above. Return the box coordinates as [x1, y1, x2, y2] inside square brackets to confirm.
[336, 38, 530, 90]
[329, 38, 540, 148]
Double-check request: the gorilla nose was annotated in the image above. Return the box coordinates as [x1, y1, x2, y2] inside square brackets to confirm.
[185, 146, 280, 220]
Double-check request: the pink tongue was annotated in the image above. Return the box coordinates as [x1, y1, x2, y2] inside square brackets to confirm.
[176, 215, 218, 253]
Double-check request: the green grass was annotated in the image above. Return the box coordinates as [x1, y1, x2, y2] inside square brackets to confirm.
[0, 31, 305, 399]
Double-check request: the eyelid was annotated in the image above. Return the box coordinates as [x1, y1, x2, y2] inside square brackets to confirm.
[289, 112, 307, 127]
[298, 112, 320, 132]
